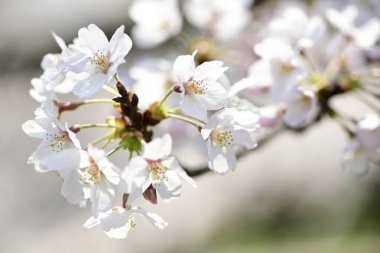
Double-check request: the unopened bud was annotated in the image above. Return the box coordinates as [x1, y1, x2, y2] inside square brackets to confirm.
[69, 124, 81, 133]
[173, 85, 182, 93]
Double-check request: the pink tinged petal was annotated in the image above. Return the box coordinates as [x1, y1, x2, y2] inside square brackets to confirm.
[283, 88, 317, 128]
[259, 105, 284, 128]
[88, 144, 120, 184]
[143, 134, 172, 160]
[342, 140, 369, 176]
[196, 81, 228, 110]
[194, 61, 228, 83]
[181, 94, 208, 121]
[91, 178, 115, 216]
[207, 141, 236, 174]
[173, 53, 195, 83]
[73, 72, 107, 98]
[109, 25, 133, 63]
[232, 129, 257, 149]
[78, 24, 109, 52]
[133, 208, 168, 229]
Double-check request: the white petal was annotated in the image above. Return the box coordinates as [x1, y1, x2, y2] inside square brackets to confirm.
[165, 157, 197, 188]
[61, 169, 87, 206]
[283, 88, 317, 128]
[133, 208, 168, 229]
[73, 72, 107, 98]
[88, 145, 120, 184]
[342, 140, 370, 176]
[196, 81, 228, 110]
[232, 129, 257, 149]
[100, 208, 132, 239]
[194, 61, 228, 83]
[78, 24, 109, 52]
[52, 32, 67, 50]
[153, 173, 181, 201]
[207, 141, 236, 174]
[120, 157, 150, 203]
[181, 94, 208, 121]
[22, 120, 46, 139]
[143, 134, 172, 160]
[109, 25, 133, 63]
[173, 53, 195, 83]
[91, 179, 115, 216]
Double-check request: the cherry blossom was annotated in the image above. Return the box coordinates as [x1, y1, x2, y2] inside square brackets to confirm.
[63, 24, 132, 98]
[201, 108, 258, 174]
[84, 206, 168, 239]
[120, 134, 196, 204]
[173, 51, 228, 120]
[129, 0, 182, 48]
[342, 114, 380, 176]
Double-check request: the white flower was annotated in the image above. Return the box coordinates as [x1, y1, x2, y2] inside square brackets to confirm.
[79, 145, 121, 216]
[326, 5, 380, 48]
[342, 114, 380, 176]
[184, 0, 253, 41]
[34, 148, 90, 207]
[22, 108, 81, 172]
[282, 87, 317, 128]
[173, 51, 228, 120]
[268, 7, 325, 49]
[201, 108, 257, 174]
[258, 105, 284, 128]
[120, 134, 196, 204]
[63, 24, 132, 98]
[30, 33, 76, 103]
[130, 59, 174, 110]
[83, 206, 168, 239]
[129, 0, 182, 48]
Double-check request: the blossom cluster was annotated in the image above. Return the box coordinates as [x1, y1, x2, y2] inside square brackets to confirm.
[23, 0, 380, 239]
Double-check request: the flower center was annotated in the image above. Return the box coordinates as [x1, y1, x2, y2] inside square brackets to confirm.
[90, 50, 111, 74]
[82, 158, 100, 184]
[210, 127, 234, 148]
[279, 61, 294, 73]
[46, 131, 69, 152]
[148, 160, 167, 181]
[185, 79, 208, 95]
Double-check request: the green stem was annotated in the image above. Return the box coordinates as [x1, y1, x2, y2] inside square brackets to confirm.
[79, 124, 117, 129]
[107, 145, 123, 157]
[167, 112, 205, 129]
[92, 132, 114, 145]
[158, 89, 174, 108]
[83, 99, 115, 105]
[103, 84, 119, 96]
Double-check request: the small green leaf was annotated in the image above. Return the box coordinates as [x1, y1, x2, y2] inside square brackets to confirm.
[119, 135, 142, 159]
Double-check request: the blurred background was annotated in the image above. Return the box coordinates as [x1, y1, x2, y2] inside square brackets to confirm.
[1, 0, 379, 252]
